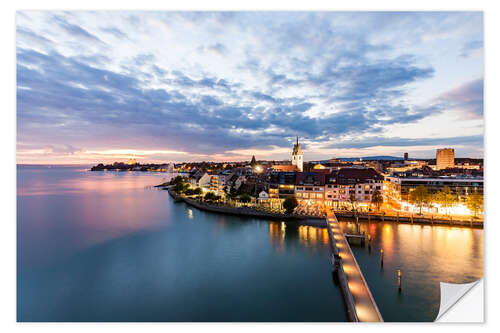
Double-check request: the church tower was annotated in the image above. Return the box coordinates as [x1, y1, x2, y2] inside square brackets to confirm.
[291, 136, 303, 172]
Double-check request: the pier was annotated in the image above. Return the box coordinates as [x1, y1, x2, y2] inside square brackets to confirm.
[326, 211, 383, 322]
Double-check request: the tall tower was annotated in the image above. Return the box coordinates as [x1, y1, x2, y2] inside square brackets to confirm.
[436, 148, 455, 170]
[292, 136, 303, 172]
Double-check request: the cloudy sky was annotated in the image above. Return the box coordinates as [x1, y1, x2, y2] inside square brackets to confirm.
[16, 11, 483, 164]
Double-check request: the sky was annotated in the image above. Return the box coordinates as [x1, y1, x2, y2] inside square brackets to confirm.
[16, 11, 484, 164]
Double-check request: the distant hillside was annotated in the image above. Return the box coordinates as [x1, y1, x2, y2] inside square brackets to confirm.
[317, 156, 404, 162]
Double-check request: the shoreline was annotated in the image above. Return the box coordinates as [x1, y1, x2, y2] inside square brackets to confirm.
[335, 211, 483, 228]
[167, 189, 483, 229]
[167, 189, 326, 227]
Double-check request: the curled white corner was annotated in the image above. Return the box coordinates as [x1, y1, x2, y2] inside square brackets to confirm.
[435, 279, 483, 322]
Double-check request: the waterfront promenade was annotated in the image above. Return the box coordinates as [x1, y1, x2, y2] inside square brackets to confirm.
[334, 210, 483, 228]
[168, 189, 326, 227]
[326, 211, 383, 322]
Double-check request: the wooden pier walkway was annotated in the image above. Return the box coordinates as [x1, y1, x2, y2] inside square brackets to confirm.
[326, 211, 383, 322]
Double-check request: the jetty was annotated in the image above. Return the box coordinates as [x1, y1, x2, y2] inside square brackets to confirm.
[326, 211, 383, 322]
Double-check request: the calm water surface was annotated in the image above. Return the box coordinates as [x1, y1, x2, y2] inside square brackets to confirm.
[339, 220, 483, 321]
[17, 165, 344, 322]
[17, 166, 483, 322]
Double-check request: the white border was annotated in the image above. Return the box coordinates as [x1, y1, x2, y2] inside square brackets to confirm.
[2, 1, 498, 332]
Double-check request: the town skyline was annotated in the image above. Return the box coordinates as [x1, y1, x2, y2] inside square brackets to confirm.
[17, 12, 483, 164]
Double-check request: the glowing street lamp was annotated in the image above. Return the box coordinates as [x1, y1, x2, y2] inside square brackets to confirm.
[255, 165, 263, 173]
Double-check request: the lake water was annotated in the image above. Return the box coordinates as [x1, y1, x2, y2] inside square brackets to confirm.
[17, 165, 483, 322]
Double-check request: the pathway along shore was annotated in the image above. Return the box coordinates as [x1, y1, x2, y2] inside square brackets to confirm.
[166, 189, 482, 229]
[167, 189, 326, 227]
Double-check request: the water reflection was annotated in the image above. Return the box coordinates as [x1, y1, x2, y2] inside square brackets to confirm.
[268, 222, 330, 253]
[17, 166, 174, 196]
[17, 165, 484, 322]
[18, 166, 347, 322]
[17, 166, 176, 268]
[338, 219, 483, 321]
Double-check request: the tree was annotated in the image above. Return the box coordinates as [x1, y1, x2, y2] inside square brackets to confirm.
[303, 162, 314, 172]
[239, 193, 252, 204]
[466, 192, 483, 217]
[283, 196, 298, 214]
[170, 175, 184, 186]
[348, 191, 357, 211]
[408, 185, 430, 214]
[371, 189, 383, 211]
[436, 186, 456, 215]
[204, 192, 217, 201]
[193, 188, 202, 195]
[250, 155, 257, 167]
[174, 181, 186, 193]
[228, 187, 238, 199]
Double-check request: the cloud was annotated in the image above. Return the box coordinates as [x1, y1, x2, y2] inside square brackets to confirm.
[53, 15, 106, 46]
[15, 12, 484, 161]
[16, 27, 54, 49]
[460, 40, 483, 58]
[14, 46, 451, 156]
[198, 42, 228, 55]
[100, 26, 128, 39]
[435, 78, 483, 119]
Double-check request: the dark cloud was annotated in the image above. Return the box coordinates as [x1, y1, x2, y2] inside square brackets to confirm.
[16, 45, 446, 155]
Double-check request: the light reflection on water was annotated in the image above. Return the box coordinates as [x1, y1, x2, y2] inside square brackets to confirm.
[17, 165, 484, 322]
[17, 165, 346, 322]
[266, 218, 483, 322]
[339, 220, 483, 321]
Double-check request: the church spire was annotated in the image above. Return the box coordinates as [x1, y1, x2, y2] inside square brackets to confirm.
[296, 136, 298, 146]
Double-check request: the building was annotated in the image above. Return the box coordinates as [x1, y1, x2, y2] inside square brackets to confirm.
[295, 172, 326, 204]
[324, 168, 384, 210]
[189, 171, 210, 189]
[384, 175, 483, 213]
[436, 148, 455, 170]
[271, 164, 298, 172]
[404, 152, 408, 161]
[387, 160, 428, 174]
[291, 136, 303, 172]
[312, 163, 327, 170]
[208, 171, 234, 195]
[268, 172, 296, 198]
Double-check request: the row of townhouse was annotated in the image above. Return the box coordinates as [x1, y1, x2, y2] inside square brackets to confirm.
[266, 168, 384, 207]
[325, 168, 383, 208]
